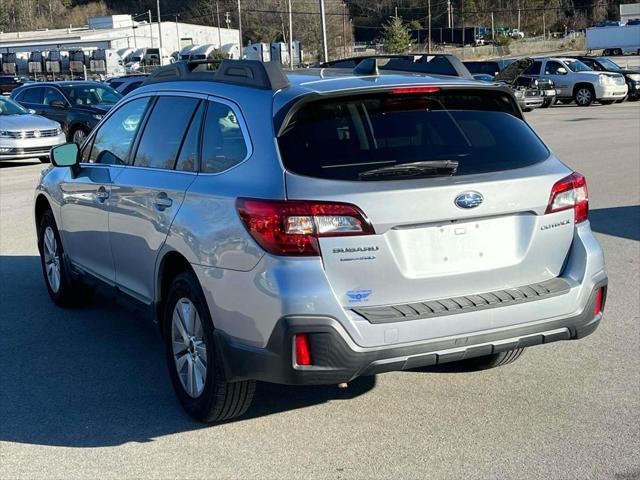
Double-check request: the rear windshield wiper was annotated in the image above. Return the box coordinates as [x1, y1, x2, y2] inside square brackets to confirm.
[358, 160, 459, 180]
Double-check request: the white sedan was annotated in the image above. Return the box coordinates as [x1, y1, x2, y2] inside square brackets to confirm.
[0, 97, 66, 162]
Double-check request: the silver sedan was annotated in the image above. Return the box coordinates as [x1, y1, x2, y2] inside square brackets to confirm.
[0, 97, 66, 162]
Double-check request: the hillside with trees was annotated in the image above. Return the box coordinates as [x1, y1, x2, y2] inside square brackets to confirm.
[0, 0, 635, 59]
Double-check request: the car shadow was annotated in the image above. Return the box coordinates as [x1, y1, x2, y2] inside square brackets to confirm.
[589, 205, 640, 241]
[0, 255, 375, 448]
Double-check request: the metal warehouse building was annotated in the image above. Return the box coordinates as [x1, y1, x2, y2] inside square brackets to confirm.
[0, 15, 240, 58]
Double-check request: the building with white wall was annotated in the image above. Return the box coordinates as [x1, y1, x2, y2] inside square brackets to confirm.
[0, 15, 239, 57]
[620, 3, 640, 24]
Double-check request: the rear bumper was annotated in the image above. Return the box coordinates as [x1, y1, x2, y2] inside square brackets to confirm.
[217, 279, 607, 385]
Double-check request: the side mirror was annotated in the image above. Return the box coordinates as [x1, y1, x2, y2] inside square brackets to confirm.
[556, 67, 568, 75]
[51, 100, 67, 109]
[51, 143, 79, 168]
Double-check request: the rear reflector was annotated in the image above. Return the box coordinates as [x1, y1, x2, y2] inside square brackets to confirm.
[294, 334, 312, 366]
[390, 86, 440, 94]
[594, 288, 604, 315]
[236, 198, 374, 256]
[545, 172, 589, 223]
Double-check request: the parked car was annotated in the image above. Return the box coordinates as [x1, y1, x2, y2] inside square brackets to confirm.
[11, 81, 122, 144]
[36, 59, 607, 423]
[466, 58, 557, 108]
[105, 74, 148, 95]
[567, 56, 640, 101]
[0, 75, 31, 94]
[0, 96, 66, 162]
[320, 54, 474, 79]
[522, 57, 627, 106]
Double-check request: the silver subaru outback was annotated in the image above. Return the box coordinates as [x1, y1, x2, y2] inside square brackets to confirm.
[35, 60, 607, 423]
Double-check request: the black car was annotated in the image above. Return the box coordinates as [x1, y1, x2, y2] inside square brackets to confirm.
[319, 54, 474, 79]
[0, 76, 31, 94]
[568, 56, 640, 101]
[10, 81, 122, 144]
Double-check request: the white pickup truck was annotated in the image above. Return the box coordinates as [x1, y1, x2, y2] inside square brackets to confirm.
[523, 57, 628, 106]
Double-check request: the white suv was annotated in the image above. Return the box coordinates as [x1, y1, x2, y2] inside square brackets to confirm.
[524, 57, 628, 106]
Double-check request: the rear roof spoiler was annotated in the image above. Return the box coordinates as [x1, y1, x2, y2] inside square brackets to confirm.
[143, 59, 291, 91]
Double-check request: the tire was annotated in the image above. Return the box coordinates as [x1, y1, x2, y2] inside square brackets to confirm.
[39, 156, 50, 163]
[599, 100, 615, 105]
[574, 86, 594, 106]
[38, 209, 92, 307]
[614, 48, 622, 56]
[603, 49, 612, 56]
[461, 348, 526, 370]
[163, 271, 255, 423]
[628, 95, 640, 102]
[69, 126, 89, 145]
[540, 98, 554, 108]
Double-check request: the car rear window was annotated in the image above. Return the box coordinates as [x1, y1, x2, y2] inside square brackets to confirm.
[277, 90, 549, 181]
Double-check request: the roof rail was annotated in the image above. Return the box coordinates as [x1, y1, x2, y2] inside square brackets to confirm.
[143, 59, 291, 91]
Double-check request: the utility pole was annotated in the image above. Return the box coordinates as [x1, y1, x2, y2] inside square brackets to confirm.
[542, 9, 546, 40]
[288, 0, 294, 67]
[156, 0, 164, 65]
[175, 16, 180, 49]
[132, 17, 137, 48]
[517, 0, 521, 32]
[237, 0, 243, 54]
[216, 1, 222, 48]
[461, 0, 465, 47]
[319, 0, 329, 62]
[491, 11, 494, 40]
[148, 10, 154, 48]
[427, 0, 432, 54]
[447, 0, 451, 28]
[342, 2, 347, 58]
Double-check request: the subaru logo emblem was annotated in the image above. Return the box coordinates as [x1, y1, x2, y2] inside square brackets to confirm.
[454, 191, 483, 209]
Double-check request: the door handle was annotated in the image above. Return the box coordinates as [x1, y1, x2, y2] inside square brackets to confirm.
[96, 186, 109, 203]
[154, 192, 173, 210]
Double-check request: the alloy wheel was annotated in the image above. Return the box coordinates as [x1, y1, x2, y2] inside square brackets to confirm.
[171, 298, 208, 398]
[576, 88, 592, 106]
[43, 226, 61, 293]
[72, 129, 86, 145]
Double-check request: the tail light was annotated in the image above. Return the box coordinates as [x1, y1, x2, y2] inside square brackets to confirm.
[545, 172, 588, 223]
[236, 198, 374, 256]
[294, 334, 312, 366]
[594, 287, 604, 315]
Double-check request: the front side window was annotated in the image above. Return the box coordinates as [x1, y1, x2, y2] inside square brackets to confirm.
[61, 84, 122, 106]
[201, 101, 248, 173]
[43, 88, 67, 106]
[88, 97, 150, 165]
[133, 96, 200, 170]
[278, 91, 548, 181]
[545, 62, 564, 75]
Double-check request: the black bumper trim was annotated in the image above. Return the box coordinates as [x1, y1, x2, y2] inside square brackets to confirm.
[351, 277, 571, 324]
[215, 279, 607, 386]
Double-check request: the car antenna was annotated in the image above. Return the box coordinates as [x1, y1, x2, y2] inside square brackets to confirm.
[353, 57, 379, 76]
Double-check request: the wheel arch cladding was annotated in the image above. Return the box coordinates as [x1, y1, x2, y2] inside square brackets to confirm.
[35, 194, 52, 231]
[157, 251, 195, 326]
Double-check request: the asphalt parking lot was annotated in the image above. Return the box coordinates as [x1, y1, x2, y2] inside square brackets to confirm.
[1, 102, 639, 479]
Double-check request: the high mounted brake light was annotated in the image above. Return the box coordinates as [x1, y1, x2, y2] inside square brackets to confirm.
[236, 198, 374, 256]
[545, 172, 588, 223]
[389, 86, 440, 94]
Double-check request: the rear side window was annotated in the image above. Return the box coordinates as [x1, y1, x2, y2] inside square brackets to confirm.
[134, 96, 200, 170]
[201, 101, 248, 173]
[523, 61, 542, 75]
[19, 87, 43, 104]
[277, 91, 549, 181]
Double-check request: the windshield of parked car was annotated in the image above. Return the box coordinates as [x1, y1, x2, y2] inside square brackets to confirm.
[61, 84, 122, 105]
[597, 58, 621, 70]
[278, 90, 549, 181]
[0, 97, 28, 115]
[564, 59, 592, 72]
